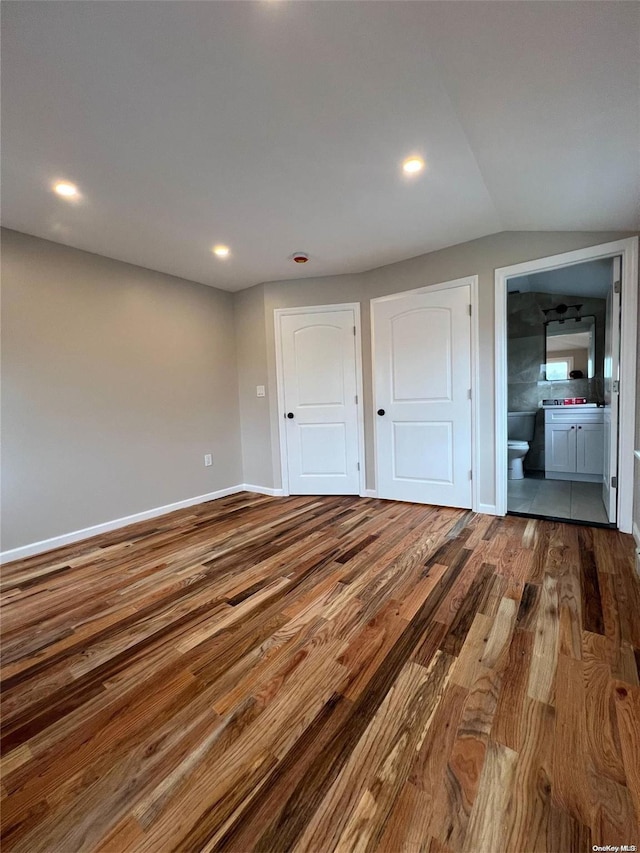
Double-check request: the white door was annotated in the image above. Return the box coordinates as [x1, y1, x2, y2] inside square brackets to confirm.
[373, 283, 473, 508]
[576, 423, 604, 476]
[603, 257, 621, 522]
[279, 308, 360, 495]
[546, 423, 577, 473]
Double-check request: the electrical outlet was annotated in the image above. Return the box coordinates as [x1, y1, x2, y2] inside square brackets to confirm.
[256, 385, 265, 397]
[204, 453, 212, 467]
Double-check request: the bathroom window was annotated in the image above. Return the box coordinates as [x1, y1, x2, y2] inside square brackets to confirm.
[546, 356, 574, 381]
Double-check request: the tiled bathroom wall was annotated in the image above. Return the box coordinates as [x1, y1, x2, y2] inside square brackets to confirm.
[508, 291, 606, 472]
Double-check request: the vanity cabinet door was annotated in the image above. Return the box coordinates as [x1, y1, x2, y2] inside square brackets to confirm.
[576, 423, 604, 476]
[546, 423, 577, 473]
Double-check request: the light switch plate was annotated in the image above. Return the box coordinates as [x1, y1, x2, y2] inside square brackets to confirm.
[256, 385, 265, 397]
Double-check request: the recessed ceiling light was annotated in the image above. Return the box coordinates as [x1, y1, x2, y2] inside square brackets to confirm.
[402, 156, 425, 175]
[212, 245, 230, 258]
[53, 181, 79, 198]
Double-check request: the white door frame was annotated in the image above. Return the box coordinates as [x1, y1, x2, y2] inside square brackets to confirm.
[371, 275, 481, 512]
[274, 302, 366, 497]
[495, 237, 639, 533]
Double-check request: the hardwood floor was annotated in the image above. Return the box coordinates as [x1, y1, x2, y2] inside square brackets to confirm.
[1, 492, 639, 853]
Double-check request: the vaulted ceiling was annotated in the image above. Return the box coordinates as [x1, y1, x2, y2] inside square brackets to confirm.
[2, 1, 639, 291]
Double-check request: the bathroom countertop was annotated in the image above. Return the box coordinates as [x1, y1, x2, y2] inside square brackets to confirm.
[541, 403, 602, 410]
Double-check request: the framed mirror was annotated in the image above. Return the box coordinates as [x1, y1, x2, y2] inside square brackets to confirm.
[544, 315, 596, 381]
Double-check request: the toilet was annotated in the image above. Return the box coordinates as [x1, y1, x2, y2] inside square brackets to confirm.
[507, 411, 537, 480]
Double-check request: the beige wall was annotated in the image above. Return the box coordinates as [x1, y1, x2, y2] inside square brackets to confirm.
[1, 229, 242, 551]
[234, 285, 272, 488]
[635, 285, 640, 548]
[549, 348, 589, 375]
[244, 231, 635, 508]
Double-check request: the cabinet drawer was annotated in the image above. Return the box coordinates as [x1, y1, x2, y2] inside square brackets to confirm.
[545, 410, 604, 425]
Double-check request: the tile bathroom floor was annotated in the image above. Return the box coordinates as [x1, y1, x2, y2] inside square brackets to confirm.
[507, 476, 610, 524]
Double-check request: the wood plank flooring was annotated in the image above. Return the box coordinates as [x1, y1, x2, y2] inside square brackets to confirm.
[1, 492, 639, 852]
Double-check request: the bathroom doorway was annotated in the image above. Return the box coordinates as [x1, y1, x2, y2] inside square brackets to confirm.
[494, 238, 638, 533]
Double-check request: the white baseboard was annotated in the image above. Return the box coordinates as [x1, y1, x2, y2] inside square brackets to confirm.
[476, 503, 500, 516]
[0, 485, 245, 565]
[241, 484, 285, 497]
[0, 484, 291, 564]
[1, 486, 495, 565]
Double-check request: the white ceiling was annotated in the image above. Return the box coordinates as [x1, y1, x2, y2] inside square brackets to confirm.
[2, 1, 639, 292]
[508, 258, 613, 298]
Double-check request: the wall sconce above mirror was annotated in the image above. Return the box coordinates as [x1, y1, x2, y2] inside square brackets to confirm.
[544, 314, 596, 381]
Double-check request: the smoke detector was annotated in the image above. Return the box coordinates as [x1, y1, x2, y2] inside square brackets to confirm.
[291, 252, 309, 264]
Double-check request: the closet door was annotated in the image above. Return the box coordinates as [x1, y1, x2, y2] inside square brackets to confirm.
[278, 307, 361, 495]
[373, 283, 472, 508]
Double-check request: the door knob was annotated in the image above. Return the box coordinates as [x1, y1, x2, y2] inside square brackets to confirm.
[287, 412, 294, 419]
[377, 409, 385, 416]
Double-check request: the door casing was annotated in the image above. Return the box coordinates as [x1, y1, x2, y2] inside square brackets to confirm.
[370, 275, 481, 512]
[274, 303, 366, 496]
[494, 237, 639, 533]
